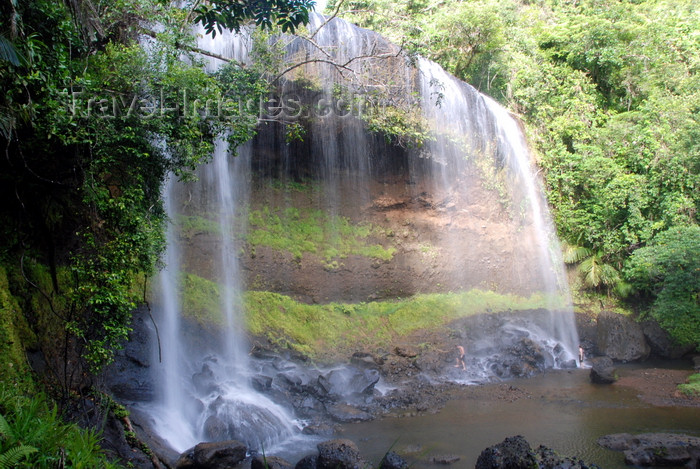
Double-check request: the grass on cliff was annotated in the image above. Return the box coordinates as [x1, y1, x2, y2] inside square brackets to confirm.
[176, 272, 562, 361]
[245, 290, 559, 360]
[247, 206, 396, 263]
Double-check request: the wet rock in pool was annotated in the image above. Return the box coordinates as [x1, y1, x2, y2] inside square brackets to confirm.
[589, 356, 617, 384]
[301, 422, 335, 436]
[475, 435, 598, 469]
[475, 436, 538, 469]
[325, 403, 373, 423]
[175, 440, 246, 469]
[252, 454, 294, 469]
[317, 439, 367, 469]
[598, 433, 700, 467]
[379, 451, 408, 469]
[294, 454, 318, 469]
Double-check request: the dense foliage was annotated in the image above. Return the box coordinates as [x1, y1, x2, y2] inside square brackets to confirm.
[334, 0, 699, 346]
[625, 226, 700, 346]
[0, 0, 286, 375]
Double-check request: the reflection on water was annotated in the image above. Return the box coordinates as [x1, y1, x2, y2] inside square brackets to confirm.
[338, 365, 700, 468]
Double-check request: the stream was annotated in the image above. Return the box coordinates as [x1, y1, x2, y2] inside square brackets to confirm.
[332, 363, 700, 468]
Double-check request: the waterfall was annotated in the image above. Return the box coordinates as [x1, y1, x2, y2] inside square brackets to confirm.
[147, 30, 299, 455]
[146, 10, 579, 456]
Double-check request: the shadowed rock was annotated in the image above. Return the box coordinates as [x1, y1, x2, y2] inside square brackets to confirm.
[379, 451, 408, 469]
[642, 320, 695, 359]
[295, 454, 318, 469]
[589, 356, 617, 384]
[475, 435, 537, 469]
[597, 311, 650, 362]
[317, 439, 367, 469]
[598, 433, 700, 467]
[252, 455, 294, 469]
[476, 435, 598, 469]
[175, 440, 246, 469]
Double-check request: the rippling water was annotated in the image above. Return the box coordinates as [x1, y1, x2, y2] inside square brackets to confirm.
[336, 363, 700, 468]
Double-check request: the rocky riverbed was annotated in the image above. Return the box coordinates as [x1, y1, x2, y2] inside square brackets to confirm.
[100, 307, 699, 468]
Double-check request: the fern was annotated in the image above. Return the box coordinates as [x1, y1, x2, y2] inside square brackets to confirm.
[0, 413, 12, 439]
[0, 445, 37, 468]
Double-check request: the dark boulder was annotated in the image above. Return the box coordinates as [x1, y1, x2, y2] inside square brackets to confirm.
[598, 433, 700, 467]
[295, 454, 318, 469]
[252, 455, 294, 469]
[277, 372, 303, 392]
[393, 345, 419, 358]
[589, 356, 617, 384]
[597, 311, 650, 362]
[251, 374, 273, 392]
[693, 356, 700, 372]
[533, 445, 598, 468]
[475, 435, 538, 469]
[175, 440, 247, 469]
[642, 320, 695, 359]
[379, 451, 408, 469]
[317, 439, 367, 469]
[203, 414, 230, 441]
[476, 436, 598, 469]
[102, 306, 156, 402]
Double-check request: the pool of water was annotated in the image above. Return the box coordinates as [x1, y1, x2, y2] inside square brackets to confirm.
[335, 365, 700, 468]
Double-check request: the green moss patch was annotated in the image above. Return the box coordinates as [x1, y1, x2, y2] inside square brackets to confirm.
[176, 214, 221, 239]
[180, 273, 225, 327]
[173, 272, 566, 361]
[247, 206, 395, 263]
[0, 266, 35, 391]
[678, 373, 700, 397]
[244, 289, 561, 361]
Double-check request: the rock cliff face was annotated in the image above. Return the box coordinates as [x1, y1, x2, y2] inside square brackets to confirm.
[178, 161, 551, 304]
[168, 14, 570, 307]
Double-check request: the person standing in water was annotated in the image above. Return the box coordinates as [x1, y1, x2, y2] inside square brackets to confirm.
[455, 345, 466, 370]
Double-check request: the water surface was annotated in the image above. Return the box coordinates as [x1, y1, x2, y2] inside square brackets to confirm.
[338, 364, 700, 468]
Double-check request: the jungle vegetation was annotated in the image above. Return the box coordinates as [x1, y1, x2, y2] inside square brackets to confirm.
[333, 0, 699, 347]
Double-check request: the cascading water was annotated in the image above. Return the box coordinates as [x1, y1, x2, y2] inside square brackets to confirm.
[414, 58, 579, 376]
[277, 15, 579, 363]
[147, 31, 300, 455]
[145, 9, 579, 457]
